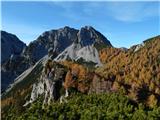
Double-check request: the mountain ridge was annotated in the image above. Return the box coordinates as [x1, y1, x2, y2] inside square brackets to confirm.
[2, 32, 160, 117]
[1, 26, 112, 92]
[1, 27, 160, 119]
[1, 31, 26, 91]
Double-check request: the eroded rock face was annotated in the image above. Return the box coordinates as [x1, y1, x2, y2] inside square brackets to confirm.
[1, 31, 26, 63]
[1, 55, 30, 92]
[23, 81, 44, 106]
[55, 44, 103, 66]
[54, 26, 112, 66]
[2, 27, 77, 92]
[77, 26, 112, 47]
[1, 31, 27, 91]
[24, 60, 67, 106]
[23, 26, 79, 62]
[22, 26, 111, 65]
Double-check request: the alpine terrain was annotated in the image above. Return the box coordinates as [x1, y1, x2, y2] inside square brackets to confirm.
[1, 27, 160, 120]
[1, 26, 111, 92]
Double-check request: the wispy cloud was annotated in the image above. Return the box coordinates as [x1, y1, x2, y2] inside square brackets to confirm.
[46, 2, 89, 22]
[47, 1, 159, 22]
[104, 2, 159, 22]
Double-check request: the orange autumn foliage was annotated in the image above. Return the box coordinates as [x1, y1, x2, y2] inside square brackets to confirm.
[96, 36, 160, 105]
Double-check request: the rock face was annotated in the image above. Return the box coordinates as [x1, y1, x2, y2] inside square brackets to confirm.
[1, 27, 76, 91]
[55, 43, 102, 66]
[23, 26, 111, 63]
[1, 31, 26, 63]
[1, 31, 26, 91]
[23, 58, 67, 106]
[54, 26, 112, 66]
[23, 26, 79, 63]
[77, 26, 111, 47]
[1, 55, 30, 92]
[1, 26, 112, 92]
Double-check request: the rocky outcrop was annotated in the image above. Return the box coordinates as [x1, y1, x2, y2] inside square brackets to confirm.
[131, 42, 145, 52]
[23, 58, 67, 106]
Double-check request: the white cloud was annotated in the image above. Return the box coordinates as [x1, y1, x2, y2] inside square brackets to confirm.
[105, 2, 159, 22]
[45, 2, 89, 22]
[48, 1, 159, 22]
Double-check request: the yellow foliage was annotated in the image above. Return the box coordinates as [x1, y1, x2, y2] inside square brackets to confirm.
[147, 94, 157, 108]
[155, 87, 160, 95]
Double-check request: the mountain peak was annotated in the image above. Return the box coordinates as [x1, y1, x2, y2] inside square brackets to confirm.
[79, 25, 95, 31]
[1, 26, 112, 92]
[83, 25, 94, 30]
[63, 26, 73, 30]
[1, 31, 26, 63]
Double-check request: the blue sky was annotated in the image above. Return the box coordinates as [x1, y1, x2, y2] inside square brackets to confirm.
[1, 1, 160, 48]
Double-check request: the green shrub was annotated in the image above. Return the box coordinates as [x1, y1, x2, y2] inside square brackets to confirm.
[7, 93, 158, 120]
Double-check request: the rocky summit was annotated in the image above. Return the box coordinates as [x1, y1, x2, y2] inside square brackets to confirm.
[1, 26, 111, 92]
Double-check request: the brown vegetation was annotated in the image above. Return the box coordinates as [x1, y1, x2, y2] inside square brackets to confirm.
[96, 36, 160, 106]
